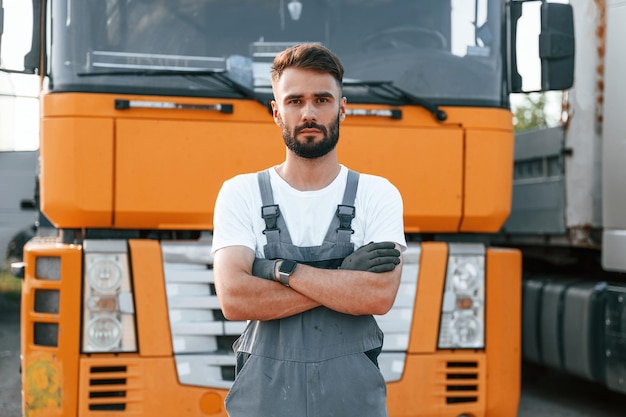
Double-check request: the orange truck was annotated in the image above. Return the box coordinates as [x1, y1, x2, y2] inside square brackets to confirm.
[0, 1, 573, 416]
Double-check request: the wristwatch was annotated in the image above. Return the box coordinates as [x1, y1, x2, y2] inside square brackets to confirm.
[278, 260, 297, 287]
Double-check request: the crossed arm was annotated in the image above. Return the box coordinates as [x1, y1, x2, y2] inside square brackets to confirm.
[213, 244, 403, 322]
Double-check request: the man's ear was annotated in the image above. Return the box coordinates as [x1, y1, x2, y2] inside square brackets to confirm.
[339, 96, 347, 122]
[271, 100, 281, 125]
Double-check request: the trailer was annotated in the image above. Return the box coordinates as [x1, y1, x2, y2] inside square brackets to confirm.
[499, 0, 626, 395]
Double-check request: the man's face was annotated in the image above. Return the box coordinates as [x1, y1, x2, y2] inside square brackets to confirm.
[271, 68, 346, 159]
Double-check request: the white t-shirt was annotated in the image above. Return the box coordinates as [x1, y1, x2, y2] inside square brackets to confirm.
[212, 165, 406, 257]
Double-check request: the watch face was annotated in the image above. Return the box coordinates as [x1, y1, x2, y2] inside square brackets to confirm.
[279, 260, 297, 274]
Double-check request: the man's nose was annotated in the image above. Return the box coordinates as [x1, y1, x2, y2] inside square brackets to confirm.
[301, 102, 317, 122]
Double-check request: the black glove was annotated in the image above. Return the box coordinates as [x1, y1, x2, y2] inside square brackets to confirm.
[339, 241, 401, 273]
[251, 258, 279, 281]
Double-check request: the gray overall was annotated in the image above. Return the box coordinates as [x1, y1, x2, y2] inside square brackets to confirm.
[224, 169, 388, 417]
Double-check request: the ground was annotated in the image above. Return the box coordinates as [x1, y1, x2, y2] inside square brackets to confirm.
[0, 292, 22, 417]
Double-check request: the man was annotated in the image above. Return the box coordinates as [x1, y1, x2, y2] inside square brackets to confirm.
[212, 43, 406, 417]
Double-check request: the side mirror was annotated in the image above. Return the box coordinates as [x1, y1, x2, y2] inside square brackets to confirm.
[0, 0, 5, 63]
[23, 0, 42, 74]
[0, 0, 41, 74]
[540, 2, 575, 91]
[509, 0, 575, 93]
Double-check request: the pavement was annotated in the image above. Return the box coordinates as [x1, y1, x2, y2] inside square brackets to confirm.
[0, 294, 22, 417]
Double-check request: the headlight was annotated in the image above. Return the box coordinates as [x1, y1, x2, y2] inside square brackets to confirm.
[450, 259, 479, 292]
[87, 257, 123, 292]
[82, 240, 137, 353]
[438, 244, 485, 349]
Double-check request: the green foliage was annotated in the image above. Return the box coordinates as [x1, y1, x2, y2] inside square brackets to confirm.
[0, 269, 22, 299]
[513, 92, 550, 132]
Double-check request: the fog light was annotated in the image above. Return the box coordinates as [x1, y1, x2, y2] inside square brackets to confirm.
[87, 316, 122, 350]
[449, 315, 481, 347]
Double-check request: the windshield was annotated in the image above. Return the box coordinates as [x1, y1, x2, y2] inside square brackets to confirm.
[47, 0, 503, 107]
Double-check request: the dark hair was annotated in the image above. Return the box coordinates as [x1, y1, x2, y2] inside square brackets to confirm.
[271, 43, 344, 88]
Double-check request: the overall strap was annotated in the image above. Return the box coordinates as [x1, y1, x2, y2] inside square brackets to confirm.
[325, 170, 360, 246]
[257, 170, 292, 248]
[342, 169, 359, 206]
[257, 170, 274, 206]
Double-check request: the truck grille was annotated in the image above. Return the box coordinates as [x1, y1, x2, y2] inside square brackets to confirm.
[162, 239, 244, 389]
[161, 238, 421, 388]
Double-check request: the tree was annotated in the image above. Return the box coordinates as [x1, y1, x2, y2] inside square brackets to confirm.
[512, 92, 549, 132]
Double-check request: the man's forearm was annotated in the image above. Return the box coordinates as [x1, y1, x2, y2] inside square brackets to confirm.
[225, 241, 402, 319]
[286, 263, 402, 316]
[245, 259, 399, 316]
[216, 269, 321, 321]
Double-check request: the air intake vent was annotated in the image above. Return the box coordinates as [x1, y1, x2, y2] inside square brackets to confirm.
[88, 366, 128, 411]
[445, 361, 479, 404]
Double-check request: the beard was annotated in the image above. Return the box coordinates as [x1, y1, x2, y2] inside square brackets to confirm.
[281, 113, 340, 159]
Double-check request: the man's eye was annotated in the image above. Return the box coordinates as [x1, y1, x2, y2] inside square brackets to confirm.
[317, 98, 329, 103]
[289, 99, 301, 104]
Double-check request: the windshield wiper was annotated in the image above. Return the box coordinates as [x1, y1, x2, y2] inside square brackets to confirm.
[343, 80, 447, 122]
[78, 68, 226, 77]
[77, 68, 272, 112]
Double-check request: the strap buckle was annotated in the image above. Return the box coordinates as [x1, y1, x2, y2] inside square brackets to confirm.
[336, 204, 355, 233]
[261, 204, 280, 234]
